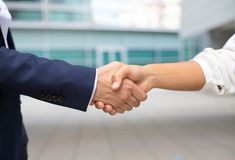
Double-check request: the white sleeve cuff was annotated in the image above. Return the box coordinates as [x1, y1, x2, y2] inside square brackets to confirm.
[88, 69, 98, 105]
[192, 58, 225, 95]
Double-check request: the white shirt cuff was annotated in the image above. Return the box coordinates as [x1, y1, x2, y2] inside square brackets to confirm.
[192, 58, 225, 95]
[88, 69, 98, 105]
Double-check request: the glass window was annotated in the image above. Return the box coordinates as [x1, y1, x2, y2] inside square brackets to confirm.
[128, 49, 155, 65]
[49, 49, 95, 66]
[10, 10, 42, 21]
[48, 11, 90, 22]
[50, 50, 85, 59]
[115, 52, 121, 61]
[103, 52, 109, 65]
[160, 50, 178, 63]
[160, 50, 178, 57]
[91, 49, 97, 67]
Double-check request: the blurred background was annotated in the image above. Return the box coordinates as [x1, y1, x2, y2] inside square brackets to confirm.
[4, 0, 235, 159]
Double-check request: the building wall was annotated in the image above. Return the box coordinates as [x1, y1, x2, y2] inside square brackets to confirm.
[6, 0, 180, 67]
[181, 0, 235, 59]
[6, 0, 92, 23]
[181, 0, 235, 38]
[12, 29, 179, 67]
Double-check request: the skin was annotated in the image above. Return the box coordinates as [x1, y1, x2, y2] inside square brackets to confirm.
[92, 62, 147, 115]
[94, 61, 206, 115]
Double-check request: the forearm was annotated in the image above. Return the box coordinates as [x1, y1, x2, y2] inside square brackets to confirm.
[0, 47, 96, 111]
[144, 61, 206, 91]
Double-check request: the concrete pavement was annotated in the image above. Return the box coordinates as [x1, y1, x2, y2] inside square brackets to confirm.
[21, 90, 235, 160]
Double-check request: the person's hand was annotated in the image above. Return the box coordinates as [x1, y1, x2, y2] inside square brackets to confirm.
[92, 62, 147, 115]
[111, 64, 152, 92]
[94, 62, 152, 115]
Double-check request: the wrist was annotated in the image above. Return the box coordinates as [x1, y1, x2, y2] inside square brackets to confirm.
[142, 65, 155, 91]
[143, 64, 161, 90]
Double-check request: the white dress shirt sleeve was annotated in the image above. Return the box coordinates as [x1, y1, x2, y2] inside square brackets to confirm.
[192, 34, 235, 95]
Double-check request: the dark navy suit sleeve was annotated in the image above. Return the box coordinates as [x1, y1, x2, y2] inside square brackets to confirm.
[0, 47, 96, 111]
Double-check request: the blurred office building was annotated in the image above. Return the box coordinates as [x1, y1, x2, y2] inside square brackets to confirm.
[181, 0, 235, 59]
[6, 0, 181, 67]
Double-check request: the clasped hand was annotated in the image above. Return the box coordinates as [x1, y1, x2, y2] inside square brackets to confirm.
[92, 62, 152, 115]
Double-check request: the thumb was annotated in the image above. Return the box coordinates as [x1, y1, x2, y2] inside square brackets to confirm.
[111, 66, 130, 90]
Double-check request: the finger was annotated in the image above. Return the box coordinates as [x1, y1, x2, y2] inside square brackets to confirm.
[111, 66, 130, 90]
[103, 105, 113, 113]
[95, 102, 105, 109]
[132, 85, 148, 102]
[124, 104, 133, 111]
[118, 103, 132, 112]
[124, 104, 134, 111]
[126, 96, 140, 108]
[105, 105, 117, 115]
[138, 81, 151, 93]
[116, 107, 125, 114]
[109, 109, 117, 116]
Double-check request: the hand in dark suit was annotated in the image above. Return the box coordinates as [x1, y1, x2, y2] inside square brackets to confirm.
[0, 46, 147, 159]
[0, 47, 146, 114]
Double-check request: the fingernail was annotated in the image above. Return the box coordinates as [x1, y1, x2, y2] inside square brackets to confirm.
[112, 82, 119, 89]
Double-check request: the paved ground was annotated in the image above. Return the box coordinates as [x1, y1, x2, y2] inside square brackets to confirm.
[21, 90, 235, 160]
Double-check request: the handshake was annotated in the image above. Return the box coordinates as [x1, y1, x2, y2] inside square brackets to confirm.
[91, 61, 206, 115]
[91, 61, 152, 115]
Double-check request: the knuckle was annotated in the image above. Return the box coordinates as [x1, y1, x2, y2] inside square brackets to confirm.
[112, 61, 125, 68]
